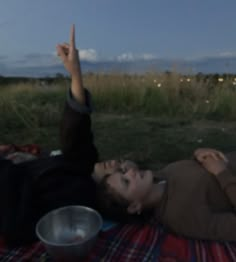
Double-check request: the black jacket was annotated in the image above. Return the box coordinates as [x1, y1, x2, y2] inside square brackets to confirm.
[0, 89, 99, 246]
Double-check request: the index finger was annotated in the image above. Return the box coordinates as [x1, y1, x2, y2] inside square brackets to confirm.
[70, 24, 76, 49]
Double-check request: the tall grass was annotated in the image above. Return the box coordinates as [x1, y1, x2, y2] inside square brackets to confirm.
[1, 74, 236, 158]
[0, 83, 66, 147]
[83, 73, 236, 120]
[1, 73, 236, 122]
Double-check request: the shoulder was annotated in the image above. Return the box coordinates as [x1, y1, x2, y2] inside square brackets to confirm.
[163, 159, 204, 177]
[161, 159, 210, 196]
[225, 151, 236, 172]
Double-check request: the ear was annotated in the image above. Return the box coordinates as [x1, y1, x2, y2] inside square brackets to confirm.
[127, 201, 142, 214]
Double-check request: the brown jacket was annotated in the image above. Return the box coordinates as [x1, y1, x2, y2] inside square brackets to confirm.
[158, 152, 236, 242]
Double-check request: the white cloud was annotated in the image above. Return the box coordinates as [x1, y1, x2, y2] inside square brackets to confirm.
[79, 49, 97, 62]
[3, 50, 158, 69]
[218, 52, 236, 58]
[185, 51, 236, 61]
[12, 53, 60, 68]
[117, 53, 135, 62]
[139, 53, 157, 60]
[10, 49, 98, 68]
[117, 52, 157, 62]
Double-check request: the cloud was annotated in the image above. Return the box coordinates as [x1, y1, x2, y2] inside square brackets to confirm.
[116, 52, 157, 62]
[218, 52, 236, 58]
[11, 53, 59, 67]
[139, 53, 157, 60]
[2, 50, 157, 70]
[185, 51, 236, 61]
[79, 49, 97, 62]
[117, 53, 135, 62]
[20, 49, 99, 65]
[53, 48, 98, 62]
[12, 53, 60, 68]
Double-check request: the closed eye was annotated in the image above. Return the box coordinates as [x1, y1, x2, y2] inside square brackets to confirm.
[116, 167, 127, 174]
[122, 177, 129, 186]
[118, 158, 124, 164]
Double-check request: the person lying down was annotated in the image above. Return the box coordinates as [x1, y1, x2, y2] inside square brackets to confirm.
[0, 25, 235, 248]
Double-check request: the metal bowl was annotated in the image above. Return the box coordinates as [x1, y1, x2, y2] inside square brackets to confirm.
[36, 205, 103, 261]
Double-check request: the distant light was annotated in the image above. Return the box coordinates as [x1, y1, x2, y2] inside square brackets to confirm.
[186, 78, 191, 82]
[157, 83, 162, 87]
[233, 82, 236, 86]
[218, 78, 224, 82]
[180, 78, 184, 82]
[234, 78, 236, 81]
[205, 100, 210, 104]
[153, 79, 157, 83]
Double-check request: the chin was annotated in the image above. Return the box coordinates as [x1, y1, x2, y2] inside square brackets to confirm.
[146, 170, 154, 182]
[146, 170, 153, 177]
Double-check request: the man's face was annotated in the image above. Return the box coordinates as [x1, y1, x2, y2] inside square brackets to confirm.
[105, 163, 154, 208]
[93, 159, 154, 206]
[93, 159, 131, 183]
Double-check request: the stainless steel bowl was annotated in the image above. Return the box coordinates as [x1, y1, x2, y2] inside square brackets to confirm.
[36, 206, 103, 261]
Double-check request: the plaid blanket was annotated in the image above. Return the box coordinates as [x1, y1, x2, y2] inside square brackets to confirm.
[0, 144, 41, 157]
[0, 222, 235, 262]
[0, 144, 235, 261]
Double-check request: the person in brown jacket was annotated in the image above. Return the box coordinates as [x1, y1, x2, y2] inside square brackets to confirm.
[53, 24, 236, 242]
[96, 147, 236, 242]
[0, 24, 234, 247]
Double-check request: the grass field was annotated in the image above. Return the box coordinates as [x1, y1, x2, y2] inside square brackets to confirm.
[0, 73, 236, 170]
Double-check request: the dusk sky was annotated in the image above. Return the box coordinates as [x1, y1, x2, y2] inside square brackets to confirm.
[1, 0, 236, 71]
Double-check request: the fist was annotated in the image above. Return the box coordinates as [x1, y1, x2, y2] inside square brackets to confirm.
[194, 148, 228, 176]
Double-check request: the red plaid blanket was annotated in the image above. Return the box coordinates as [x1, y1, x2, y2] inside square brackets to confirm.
[0, 144, 235, 261]
[0, 144, 41, 157]
[0, 222, 235, 261]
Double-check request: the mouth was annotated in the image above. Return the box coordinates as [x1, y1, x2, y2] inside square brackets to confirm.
[103, 162, 106, 168]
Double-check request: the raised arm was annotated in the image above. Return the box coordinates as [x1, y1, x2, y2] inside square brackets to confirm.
[56, 25, 98, 164]
[194, 148, 236, 209]
[56, 24, 85, 105]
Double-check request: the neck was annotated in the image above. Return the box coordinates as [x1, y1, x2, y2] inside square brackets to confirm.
[143, 177, 167, 209]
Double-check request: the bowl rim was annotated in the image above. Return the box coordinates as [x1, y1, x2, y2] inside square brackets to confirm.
[35, 205, 103, 247]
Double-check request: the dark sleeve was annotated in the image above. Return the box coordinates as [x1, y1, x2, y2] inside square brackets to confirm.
[0, 158, 37, 246]
[34, 170, 97, 218]
[60, 88, 98, 166]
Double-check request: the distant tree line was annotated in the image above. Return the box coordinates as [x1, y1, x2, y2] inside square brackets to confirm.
[0, 73, 70, 86]
[1, 72, 236, 86]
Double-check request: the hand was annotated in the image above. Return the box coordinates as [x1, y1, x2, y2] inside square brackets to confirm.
[5, 152, 37, 164]
[194, 148, 228, 176]
[56, 24, 81, 76]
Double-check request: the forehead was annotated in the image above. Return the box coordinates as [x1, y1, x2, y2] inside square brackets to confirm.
[102, 159, 138, 171]
[106, 173, 126, 195]
[120, 160, 138, 168]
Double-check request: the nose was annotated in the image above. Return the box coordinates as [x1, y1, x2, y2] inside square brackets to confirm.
[110, 160, 118, 166]
[104, 160, 119, 169]
[125, 168, 136, 178]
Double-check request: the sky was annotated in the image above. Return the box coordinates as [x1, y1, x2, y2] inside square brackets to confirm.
[1, 0, 236, 72]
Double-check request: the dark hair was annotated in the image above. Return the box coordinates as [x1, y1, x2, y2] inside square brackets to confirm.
[96, 174, 153, 224]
